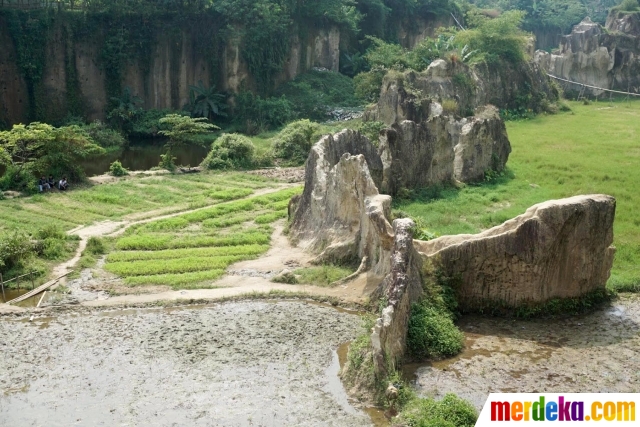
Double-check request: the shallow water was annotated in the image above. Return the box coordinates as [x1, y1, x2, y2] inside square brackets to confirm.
[408, 294, 640, 410]
[1, 288, 39, 307]
[80, 142, 209, 176]
[0, 301, 373, 427]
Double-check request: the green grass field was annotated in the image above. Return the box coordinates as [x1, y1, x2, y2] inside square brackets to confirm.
[104, 187, 301, 289]
[396, 100, 640, 292]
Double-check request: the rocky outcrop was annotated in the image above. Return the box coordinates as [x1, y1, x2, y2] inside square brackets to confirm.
[414, 195, 616, 311]
[378, 105, 511, 194]
[370, 219, 423, 375]
[290, 129, 392, 273]
[366, 59, 558, 124]
[535, 15, 640, 97]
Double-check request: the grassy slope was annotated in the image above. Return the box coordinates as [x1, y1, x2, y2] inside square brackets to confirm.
[397, 100, 640, 291]
[0, 172, 275, 234]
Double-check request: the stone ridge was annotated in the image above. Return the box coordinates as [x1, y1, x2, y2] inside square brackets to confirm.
[414, 194, 616, 310]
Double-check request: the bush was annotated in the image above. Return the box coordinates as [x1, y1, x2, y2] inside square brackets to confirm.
[0, 231, 32, 273]
[36, 225, 65, 240]
[407, 304, 464, 359]
[109, 160, 129, 177]
[86, 237, 106, 255]
[201, 134, 255, 170]
[82, 121, 127, 150]
[275, 70, 364, 121]
[159, 153, 177, 172]
[400, 394, 478, 427]
[354, 69, 386, 103]
[41, 237, 66, 260]
[0, 165, 36, 193]
[271, 120, 321, 165]
[234, 92, 294, 134]
[614, 0, 640, 12]
[441, 98, 459, 115]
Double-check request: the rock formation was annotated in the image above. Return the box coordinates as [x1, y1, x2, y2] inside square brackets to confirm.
[290, 127, 616, 377]
[366, 58, 558, 124]
[414, 195, 616, 311]
[378, 105, 511, 194]
[535, 15, 640, 97]
[290, 129, 393, 274]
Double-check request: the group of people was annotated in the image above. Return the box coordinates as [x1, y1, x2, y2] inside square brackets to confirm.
[38, 175, 69, 192]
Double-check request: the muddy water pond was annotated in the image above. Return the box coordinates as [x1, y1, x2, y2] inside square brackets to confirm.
[80, 141, 209, 176]
[1, 288, 40, 307]
[0, 301, 373, 427]
[407, 294, 640, 410]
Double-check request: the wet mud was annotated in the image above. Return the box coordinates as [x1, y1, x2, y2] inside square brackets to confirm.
[408, 294, 640, 410]
[0, 301, 372, 426]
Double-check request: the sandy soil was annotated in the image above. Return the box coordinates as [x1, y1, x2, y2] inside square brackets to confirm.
[248, 167, 305, 183]
[407, 294, 640, 410]
[0, 301, 372, 427]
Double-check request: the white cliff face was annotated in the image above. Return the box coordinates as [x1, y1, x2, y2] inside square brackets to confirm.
[535, 15, 640, 96]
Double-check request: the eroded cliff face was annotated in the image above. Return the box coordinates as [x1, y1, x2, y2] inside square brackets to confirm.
[0, 18, 341, 125]
[0, 16, 29, 127]
[535, 14, 640, 96]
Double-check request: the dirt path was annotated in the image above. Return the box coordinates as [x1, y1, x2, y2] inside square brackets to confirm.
[49, 184, 296, 284]
[81, 223, 381, 308]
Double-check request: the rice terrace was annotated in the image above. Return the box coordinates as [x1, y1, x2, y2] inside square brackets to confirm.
[1, 0, 640, 425]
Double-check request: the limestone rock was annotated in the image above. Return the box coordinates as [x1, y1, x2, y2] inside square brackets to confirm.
[370, 219, 423, 375]
[451, 105, 511, 182]
[535, 15, 640, 97]
[414, 195, 616, 311]
[366, 59, 557, 125]
[378, 105, 511, 194]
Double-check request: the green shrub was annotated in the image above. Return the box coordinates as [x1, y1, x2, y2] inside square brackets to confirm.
[109, 160, 129, 177]
[201, 134, 255, 170]
[614, 0, 640, 12]
[441, 98, 459, 115]
[0, 231, 33, 273]
[41, 237, 66, 260]
[234, 92, 294, 134]
[271, 120, 321, 165]
[407, 304, 464, 359]
[159, 153, 177, 172]
[400, 394, 478, 427]
[354, 69, 386, 103]
[275, 70, 363, 121]
[82, 121, 127, 150]
[36, 225, 65, 240]
[0, 165, 36, 193]
[357, 120, 386, 144]
[86, 237, 106, 255]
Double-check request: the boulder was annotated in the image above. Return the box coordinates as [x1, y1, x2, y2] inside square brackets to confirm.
[378, 105, 511, 194]
[451, 105, 511, 182]
[414, 195, 616, 311]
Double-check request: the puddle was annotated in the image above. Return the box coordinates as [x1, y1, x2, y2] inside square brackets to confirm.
[411, 294, 640, 410]
[1, 288, 40, 307]
[324, 343, 360, 416]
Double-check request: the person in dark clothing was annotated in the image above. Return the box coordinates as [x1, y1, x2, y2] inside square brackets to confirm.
[38, 176, 50, 192]
[48, 175, 56, 189]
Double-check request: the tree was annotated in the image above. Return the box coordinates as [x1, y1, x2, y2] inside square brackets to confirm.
[0, 123, 104, 191]
[158, 114, 219, 170]
[184, 81, 228, 121]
